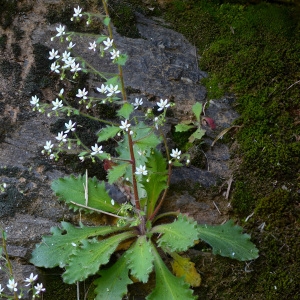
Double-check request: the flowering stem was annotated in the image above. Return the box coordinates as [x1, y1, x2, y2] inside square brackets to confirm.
[101, 0, 127, 102]
[127, 133, 140, 211]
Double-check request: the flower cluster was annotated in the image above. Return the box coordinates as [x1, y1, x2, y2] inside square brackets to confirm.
[0, 273, 45, 298]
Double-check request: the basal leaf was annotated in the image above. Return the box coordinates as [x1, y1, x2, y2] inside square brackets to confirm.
[192, 102, 202, 123]
[188, 127, 206, 143]
[152, 214, 199, 252]
[175, 123, 195, 132]
[30, 222, 123, 268]
[51, 175, 120, 214]
[107, 163, 130, 184]
[94, 252, 132, 300]
[134, 131, 161, 152]
[197, 220, 259, 261]
[125, 236, 154, 283]
[146, 244, 196, 300]
[171, 252, 201, 287]
[117, 102, 134, 120]
[97, 125, 120, 142]
[63, 231, 136, 284]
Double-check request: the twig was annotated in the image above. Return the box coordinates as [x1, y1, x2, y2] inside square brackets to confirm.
[225, 176, 233, 200]
[213, 201, 221, 215]
[287, 79, 300, 90]
[70, 201, 128, 219]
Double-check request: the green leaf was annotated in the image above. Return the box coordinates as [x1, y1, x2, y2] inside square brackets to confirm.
[134, 132, 161, 152]
[97, 126, 120, 142]
[116, 54, 128, 66]
[106, 76, 119, 87]
[142, 149, 168, 217]
[152, 214, 199, 252]
[107, 163, 130, 184]
[117, 102, 134, 120]
[51, 175, 120, 214]
[192, 102, 202, 123]
[188, 127, 206, 143]
[103, 17, 110, 26]
[197, 220, 259, 261]
[175, 123, 195, 132]
[63, 231, 136, 284]
[125, 236, 154, 283]
[96, 35, 108, 44]
[146, 244, 196, 300]
[30, 222, 123, 268]
[94, 252, 133, 300]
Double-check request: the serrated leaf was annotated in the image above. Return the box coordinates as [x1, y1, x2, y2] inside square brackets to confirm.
[51, 175, 120, 214]
[116, 54, 128, 66]
[135, 132, 161, 152]
[192, 102, 202, 123]
[103, 17, 110, 26]
[188, 127, 206, 143]
[146, 244, 196, 300]
[171, 252, 201, 287]
[63, 231, 135, 284]
[107, 163, 130, 184]
[97, 126, 120, 142]
[197, 220, 259, 261]
[30, 222, 123, 268]
[117, 102, 134, 120]
[152, 214, 199, 252]
[175, 123, 195, 132]
[94, 252, 133, 300]
[125, 236, 154, 283]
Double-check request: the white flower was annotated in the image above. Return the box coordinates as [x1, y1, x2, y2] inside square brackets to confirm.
[34, 283, 45, 294]
[52, 98, 63, 110]
[30, 95, 39, 107]
[106, 84, 120, 97]
[49, 49, 60, 60]
[103, 37, 113, 50]
[91, 143, 103, 156]
[96, 84, 107, 94]
[61, 51, 71, 62]
[73, 6, 82, 18]
[7, 279, 18, 292]
[170, 148, 181, 160]
[55, 131, 67, 142]
[76, 88, 88, 99]
[55, 24, 65, 37]
[24, 273, 38, 287]
[133, 98, 143, 109]
[79, 156, 85, 162]
[64, 120, 76, 133]
[0, 284, 4, 293]
[70, 62, 81, 73]
[59, 88, 64, 97]
[67, 41, 76, 49]
[88, 41, 97, 51]
[119, 119, 131, 131]
[49, 153, 55, 159]
[50, 62, 60, 73]
[111, 199, 115, 206]
[157, 99, 170, 111]
[62, 57, 75, 69]
[135, 165, 148, 176]
[44, 141, 54, 152]
[110, 49, 120, 60]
